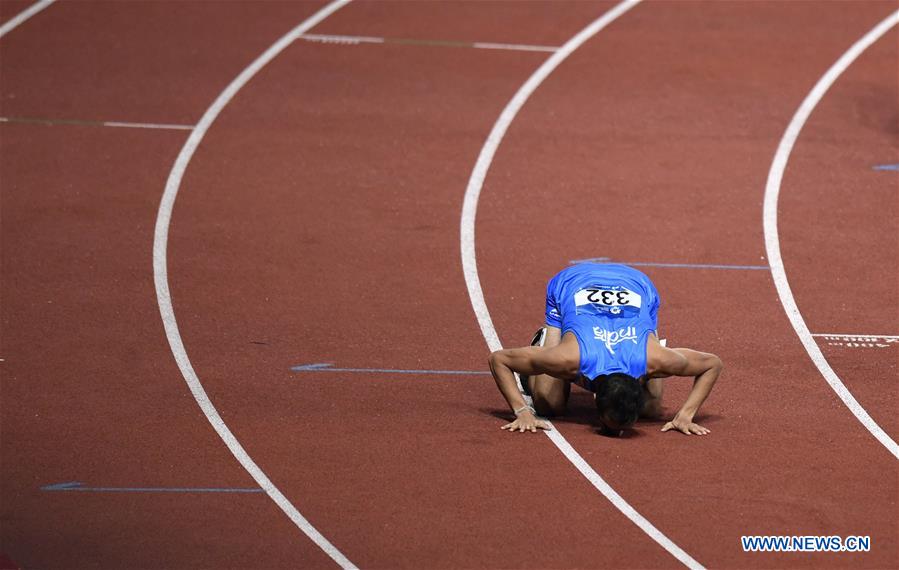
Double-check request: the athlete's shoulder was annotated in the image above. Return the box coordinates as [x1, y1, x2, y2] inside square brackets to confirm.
[645, 336, 685, 377]
[535, 334, 580, 378]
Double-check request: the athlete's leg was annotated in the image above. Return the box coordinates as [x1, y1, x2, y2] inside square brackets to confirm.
[525, 326, 571, 416]
[641, 377, 664, 418]
[641, 332, 665, 418]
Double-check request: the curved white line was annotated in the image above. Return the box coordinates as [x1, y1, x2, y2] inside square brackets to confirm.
[763, 10, 899, 460]
[152, 1, 359, 567]
[459, 2, 703, 568]
[0, 0, 54, 39]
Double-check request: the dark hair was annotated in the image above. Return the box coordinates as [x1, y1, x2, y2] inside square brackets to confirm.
[595, 373, 643, 434]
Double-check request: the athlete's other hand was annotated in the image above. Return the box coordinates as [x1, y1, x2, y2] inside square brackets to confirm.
[501, 412, 552, 433]
[661, 416, 710, 436]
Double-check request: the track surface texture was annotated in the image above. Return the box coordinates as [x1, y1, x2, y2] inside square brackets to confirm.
[1, 1, 897, 569]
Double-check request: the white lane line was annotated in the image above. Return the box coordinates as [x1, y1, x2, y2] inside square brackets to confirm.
[103, 121, 194, 131]
[299, 32, 558, 52]
[0, 0, 54, 39]
[812, 333, 899, 340]
[300, 33, 384, 45]
[0, 116, 194, 130]
[762, 10, 899, 460]
[472, 41, 558, 53]
[459, 2, 704, 569]
[153, 1, 358, 568]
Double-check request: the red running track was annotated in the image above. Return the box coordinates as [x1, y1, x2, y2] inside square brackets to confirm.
[1, 1, 896, 568]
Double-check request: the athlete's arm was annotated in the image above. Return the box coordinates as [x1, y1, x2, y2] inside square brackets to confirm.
[487, 342, 578, 433]
[650, 346, 723, 436]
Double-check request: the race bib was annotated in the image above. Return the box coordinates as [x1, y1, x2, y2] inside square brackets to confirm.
[574, 286, 642, 316]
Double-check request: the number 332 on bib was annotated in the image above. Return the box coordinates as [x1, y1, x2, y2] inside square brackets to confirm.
[574, 287, 643, 309]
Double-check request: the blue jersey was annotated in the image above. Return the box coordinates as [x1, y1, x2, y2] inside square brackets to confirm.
[544, 263, 660, 385]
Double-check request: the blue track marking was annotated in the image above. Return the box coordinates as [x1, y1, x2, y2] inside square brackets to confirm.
[569, 258, 770, 270]
[872, 163, 899, 171]
[41, 481, 263, 493]
[291, 363, 490, 375]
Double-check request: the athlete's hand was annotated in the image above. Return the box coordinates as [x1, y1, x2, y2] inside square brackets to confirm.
[661, 416, 710, 436]
[501, 411, 552, 433]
